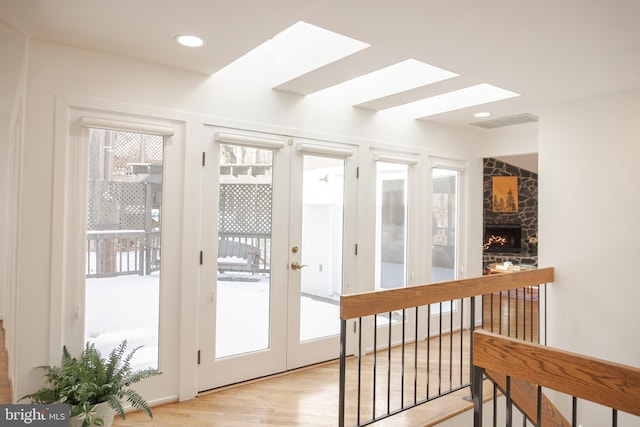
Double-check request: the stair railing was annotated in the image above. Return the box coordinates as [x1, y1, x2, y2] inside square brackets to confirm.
[472, 330, 640, 426]
[338, 267, 554, 427]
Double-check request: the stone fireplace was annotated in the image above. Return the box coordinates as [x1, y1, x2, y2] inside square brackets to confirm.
[483, 158, 538, 268]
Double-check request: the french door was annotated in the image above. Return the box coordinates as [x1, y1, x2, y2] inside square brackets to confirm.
[198, 128, 357, 391]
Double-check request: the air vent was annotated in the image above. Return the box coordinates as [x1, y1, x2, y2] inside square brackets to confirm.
[471, 113, 538, 129]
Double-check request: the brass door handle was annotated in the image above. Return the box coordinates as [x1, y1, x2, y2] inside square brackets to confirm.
[291, 262, 308, 270]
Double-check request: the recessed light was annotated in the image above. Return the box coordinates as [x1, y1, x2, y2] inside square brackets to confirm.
[475, 112, 491, 118]
[175, 34, 204, 47]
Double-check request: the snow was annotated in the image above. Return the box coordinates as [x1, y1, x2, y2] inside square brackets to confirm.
[85, 273, 339, 368]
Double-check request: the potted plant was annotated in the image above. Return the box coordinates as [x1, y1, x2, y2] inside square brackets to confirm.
[21, 340, 161, 427]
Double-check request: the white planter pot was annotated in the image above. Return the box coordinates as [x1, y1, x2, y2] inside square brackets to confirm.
[69, 402, 116, 427]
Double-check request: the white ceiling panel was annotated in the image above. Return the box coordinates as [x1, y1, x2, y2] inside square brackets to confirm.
[1, 0, 638, 128]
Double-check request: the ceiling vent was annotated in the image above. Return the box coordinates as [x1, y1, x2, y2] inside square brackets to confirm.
[471, 113, 538, 129]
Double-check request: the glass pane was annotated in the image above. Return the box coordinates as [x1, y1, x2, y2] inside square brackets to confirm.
[216, 144, 272, 358]
[375, 162, 408, 290]
[431, 168, 458, 314]
[299, 156, 344, 342]
[432, 168, 458, 282]
[85, 129, 162, 370]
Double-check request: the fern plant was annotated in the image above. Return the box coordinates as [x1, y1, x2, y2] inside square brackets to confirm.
[21, 340, 161, 426]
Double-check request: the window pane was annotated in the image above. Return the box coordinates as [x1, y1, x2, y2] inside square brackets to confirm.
[431, 168, 458, 282]
[85, 129, 162, 369]
[431, 168, 459, 315]
[375, 162, 408, 290]
[216, 144, 273, 358]
[299, 155, 344, 341]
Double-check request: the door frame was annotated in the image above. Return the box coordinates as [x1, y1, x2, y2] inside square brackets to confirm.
[53, 97, 187, 405]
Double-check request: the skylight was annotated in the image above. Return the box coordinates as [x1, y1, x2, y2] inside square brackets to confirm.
[350, 59, 458, 106]
[271, 21, 370, 88]
[382, 83, 520, 119]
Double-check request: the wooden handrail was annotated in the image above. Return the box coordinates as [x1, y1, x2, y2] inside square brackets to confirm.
[340, 267, 554, 320]
[473, 330, 640, 417]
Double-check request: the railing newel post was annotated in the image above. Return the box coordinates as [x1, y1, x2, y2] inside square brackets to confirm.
[472, 364, 484, 427]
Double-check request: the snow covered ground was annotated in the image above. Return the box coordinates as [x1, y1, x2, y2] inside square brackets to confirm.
[85, 273, 339, 368]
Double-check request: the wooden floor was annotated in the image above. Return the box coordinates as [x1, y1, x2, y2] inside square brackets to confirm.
[1, 294, 536, 426]
[114, 356, 480, 427]
[482, 289, 540, 342]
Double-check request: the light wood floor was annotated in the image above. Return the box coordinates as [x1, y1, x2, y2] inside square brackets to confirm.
[1, 294, 536, 426]
[114, 356, 479, 427]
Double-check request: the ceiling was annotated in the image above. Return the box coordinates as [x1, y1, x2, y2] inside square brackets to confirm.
[1, 0, 639, 131]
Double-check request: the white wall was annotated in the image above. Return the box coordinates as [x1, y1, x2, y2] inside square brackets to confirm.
[476, 121, 538, 159]
[0, 25, 28, 397]
[0, 24, 27, 321]
[9, 39, 483, 403]
[539, 89, 640, 426]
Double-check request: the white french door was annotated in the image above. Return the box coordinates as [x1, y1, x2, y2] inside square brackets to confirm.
[286, 142, 357, 368]
[198, 128, 357, 391]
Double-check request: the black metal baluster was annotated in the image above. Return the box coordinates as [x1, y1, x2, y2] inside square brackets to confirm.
[572, 396, 577, 427]
[493, 383, 498, 427]
[535, 385, 542, 427]
[499, 291, 503, 335]
[470, 295, 475, 385]
[515, 287, 519, 339]
[612, 409, 618, 427]
[506, 376, 513, 427]
[472, 365, 484, 427]
[338, 318, 346, 427]
[387, 312, 392, 415]
[373, 314, 377, 420]
[427, 304, 431, 398]
[449, 300, 454, 391]
[523, 286, 527, 342]
[414, 307, 418, 405]
[507, 289, 512, 337]
[531, 285, 535, 342]
[357, 317, 362, 426]
[401, 309, 406, 409]
[438, 302, 443, 395]
[490, 293, 494, 332]
[460, 298, 464, 386]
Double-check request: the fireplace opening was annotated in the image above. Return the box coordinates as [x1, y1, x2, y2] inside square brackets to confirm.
[483, 224, 522, 253]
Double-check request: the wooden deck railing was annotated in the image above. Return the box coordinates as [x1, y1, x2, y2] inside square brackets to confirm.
[472, 330, 640, 426]
[338, 267, 554, 427]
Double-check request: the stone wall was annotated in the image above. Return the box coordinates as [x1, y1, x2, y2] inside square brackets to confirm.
[483, 158, 538, 267]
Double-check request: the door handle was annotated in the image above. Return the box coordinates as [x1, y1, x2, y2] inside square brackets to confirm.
[291, 262, 308, 270]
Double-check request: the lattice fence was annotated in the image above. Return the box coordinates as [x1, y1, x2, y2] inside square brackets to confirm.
[111, 131, 163, 176]
[86, 128, 164, 277]
[87, 181, 147, 231]
[219, 184, 272, 235]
